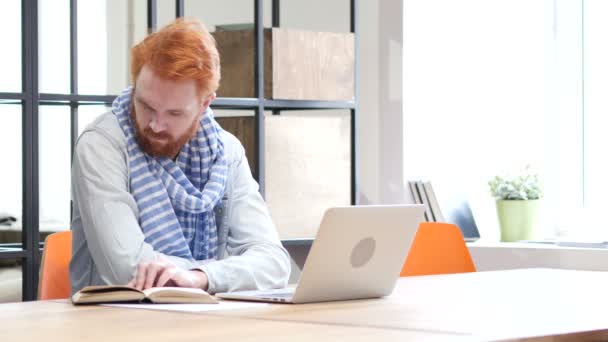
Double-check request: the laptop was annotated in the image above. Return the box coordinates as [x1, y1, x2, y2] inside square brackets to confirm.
[443, 198, 480, 242]
[216, 204, 426, 304]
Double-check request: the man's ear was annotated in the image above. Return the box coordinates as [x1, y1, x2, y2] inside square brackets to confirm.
[201, 92, 216, 112]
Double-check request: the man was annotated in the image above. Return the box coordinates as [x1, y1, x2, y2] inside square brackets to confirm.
[69, 18, 290, 294]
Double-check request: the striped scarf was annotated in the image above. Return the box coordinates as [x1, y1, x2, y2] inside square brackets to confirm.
[112, 87, 227, 261]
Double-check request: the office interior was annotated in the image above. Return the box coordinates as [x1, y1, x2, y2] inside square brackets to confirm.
[2, 1, 608, 340]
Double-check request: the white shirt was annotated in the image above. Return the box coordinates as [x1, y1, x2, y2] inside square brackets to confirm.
[69, 112, 290, 294]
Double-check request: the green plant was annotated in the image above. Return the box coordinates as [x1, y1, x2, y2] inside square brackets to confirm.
[488, 166, 542, 200]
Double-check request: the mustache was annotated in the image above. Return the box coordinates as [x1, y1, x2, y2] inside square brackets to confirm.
[143, 127, 171, 140]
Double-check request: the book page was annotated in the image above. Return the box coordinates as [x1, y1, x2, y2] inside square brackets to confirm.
[104, 301, 269, 312]
[79, 285, 141, 294]
[142, 287, 218, 304]
[142, 287, 207, 297]
[72, 286, 144, 304]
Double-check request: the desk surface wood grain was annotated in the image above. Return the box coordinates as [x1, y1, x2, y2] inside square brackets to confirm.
[1, 300, 465, 341]
[2, 268, 608, 341]
[205, 268, 608, 341]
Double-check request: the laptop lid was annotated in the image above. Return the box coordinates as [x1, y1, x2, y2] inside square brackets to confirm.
[290, 204, 426, 303]
[439, 196, 480, 242]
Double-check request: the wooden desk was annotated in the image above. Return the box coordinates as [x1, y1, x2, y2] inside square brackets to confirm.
[2, 269, 608, 341]
[1, 300, 464, 341]
[203, 268, 608, 341]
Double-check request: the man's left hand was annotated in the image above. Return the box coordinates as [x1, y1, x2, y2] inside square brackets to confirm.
[127, 260, 209, 291]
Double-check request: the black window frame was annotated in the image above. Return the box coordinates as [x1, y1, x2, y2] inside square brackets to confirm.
[0, 0, 358, 301]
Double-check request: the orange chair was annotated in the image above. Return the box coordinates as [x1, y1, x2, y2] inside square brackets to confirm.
[38, 231, 72, 300]
[401, 222, 476, 277]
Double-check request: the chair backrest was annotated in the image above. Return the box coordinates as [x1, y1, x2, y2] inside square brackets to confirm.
[401, 222, 476, 277]
[38, 231, 72, 300]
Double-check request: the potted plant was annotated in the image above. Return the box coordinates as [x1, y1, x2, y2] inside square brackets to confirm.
[488, 167, 542, 242]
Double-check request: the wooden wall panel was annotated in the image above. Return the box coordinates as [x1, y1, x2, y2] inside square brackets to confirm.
[213, 28, 354, 101]
[272, 28, 354, 100]
[216, 116, 256, 175]
[265, 112, 351, 239]
[212, 29, 272, 98]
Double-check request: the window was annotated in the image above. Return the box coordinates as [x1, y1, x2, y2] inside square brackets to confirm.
[0, 105, 22, 236]
[2, 0, 357, 301]
[0, 1, 21, 92]
[403, 0, 608, 241]
[39, 0, 70, 94]
[0, 0, 151, 301]
[39, 106, 71, 231]
[582, 0, 608, 234]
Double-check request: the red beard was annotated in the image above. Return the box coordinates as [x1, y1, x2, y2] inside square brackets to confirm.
[130, 103, 201, 159]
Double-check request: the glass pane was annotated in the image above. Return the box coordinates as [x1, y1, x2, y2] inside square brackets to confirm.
[39, 0, 70, 94]
[0, 105, 22, 244]
[184, 0, 264, 31]
[39, 106, 71, 233]
[157, 0, 176, 29]
[78, 105, 112, 134]
[265, 110, 350, 239]
[77, 0, 110, 95]
[280, 0, 349, 32]
[129, 0, 149, 47]
[78, 0, 147, 95]
[0, 2, 21, 92]
[584, 0, 608, 209]
[403, 0, 550, 240]
[0, 258, 21, 303]
[185, 0, 260, 99]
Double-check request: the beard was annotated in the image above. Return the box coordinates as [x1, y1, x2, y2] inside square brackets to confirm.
[130, 102, 201, 159]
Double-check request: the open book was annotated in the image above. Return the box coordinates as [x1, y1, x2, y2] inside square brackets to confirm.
[71, 285, 218, 305]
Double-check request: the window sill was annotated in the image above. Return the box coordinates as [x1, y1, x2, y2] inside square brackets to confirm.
[468, 240, 608, 250]
[467, 241, 608, 272]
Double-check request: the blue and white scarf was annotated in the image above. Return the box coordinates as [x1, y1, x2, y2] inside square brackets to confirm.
[112, 87, 227, 261]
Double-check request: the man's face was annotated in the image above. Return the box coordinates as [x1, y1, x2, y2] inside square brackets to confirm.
[132, 65, 213, 158]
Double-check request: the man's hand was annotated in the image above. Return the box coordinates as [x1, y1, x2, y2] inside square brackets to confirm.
[127, 260, 209, 291]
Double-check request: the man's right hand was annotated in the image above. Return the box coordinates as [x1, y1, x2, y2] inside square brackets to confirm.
[127, 259, 209, 291]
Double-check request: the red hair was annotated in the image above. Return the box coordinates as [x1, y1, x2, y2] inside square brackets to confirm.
[131, 17, 220, 98]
